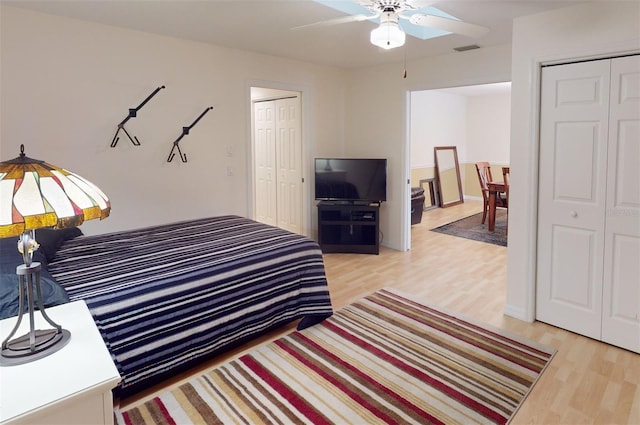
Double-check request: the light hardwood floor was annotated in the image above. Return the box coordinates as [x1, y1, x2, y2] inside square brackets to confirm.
[120, 201, 640, 424]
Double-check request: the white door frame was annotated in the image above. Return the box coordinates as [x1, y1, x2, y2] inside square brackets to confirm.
[402, 90, 412, 252]
[403, 83, 512, 252]
[514, 46, 640, 323]
[247, 81, 311, 237]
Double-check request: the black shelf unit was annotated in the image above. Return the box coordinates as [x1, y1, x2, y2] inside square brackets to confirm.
[317, 201, 380, 255]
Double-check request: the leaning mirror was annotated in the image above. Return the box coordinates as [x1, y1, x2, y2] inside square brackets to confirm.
[434, 146, 464, 208]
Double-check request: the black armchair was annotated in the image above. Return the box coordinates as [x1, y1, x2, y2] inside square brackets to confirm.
[411, 187, 425, 225]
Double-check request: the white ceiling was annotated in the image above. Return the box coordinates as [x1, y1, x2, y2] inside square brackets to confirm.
[435, 81, 511, 96]
[3, 0, 580, 69]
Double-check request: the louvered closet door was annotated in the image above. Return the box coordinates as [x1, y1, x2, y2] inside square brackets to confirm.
[601, 56, 640, 353]
[537, 59, 611, 340]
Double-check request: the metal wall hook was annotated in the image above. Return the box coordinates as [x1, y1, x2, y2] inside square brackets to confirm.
[167, 142, 187, 163]
[111, 85, 166, 147]
[167, 107, 213, 163]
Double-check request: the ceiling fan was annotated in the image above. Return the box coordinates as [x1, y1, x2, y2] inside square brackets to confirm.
[294, 0, 489, 50]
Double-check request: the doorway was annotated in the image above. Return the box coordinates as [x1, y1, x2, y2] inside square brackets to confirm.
[251, 87, 304, 235]
[406, 82, 512, 249]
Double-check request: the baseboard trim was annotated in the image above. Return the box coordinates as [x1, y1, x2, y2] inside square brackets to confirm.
[503, 304, 531, 322]
[464, 195, 483, 202]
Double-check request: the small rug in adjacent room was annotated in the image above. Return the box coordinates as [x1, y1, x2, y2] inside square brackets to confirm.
[431, 210, 508, 246]
[116, 288, 556, 425]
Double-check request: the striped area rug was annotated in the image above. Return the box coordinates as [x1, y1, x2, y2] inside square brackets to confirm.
[116, 288, 556, 425]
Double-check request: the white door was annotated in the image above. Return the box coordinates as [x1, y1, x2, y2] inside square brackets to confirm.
[253, 95, 303, 234]
[538, 55, 640, 353]
[601, 55, 640, 353]
[537, 59, 611, 340]
[254, 101, 277, 226]
[275, 97, 302, 234]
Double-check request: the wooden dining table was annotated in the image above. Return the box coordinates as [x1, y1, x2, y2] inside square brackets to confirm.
[487, 181, 506, 232]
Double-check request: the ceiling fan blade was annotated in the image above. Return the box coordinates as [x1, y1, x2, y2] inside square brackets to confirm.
[404, 0, 436, 9]
[409, 13, 489, 38]
[356, 0, 377, 8]
[291, 14, 377, 31]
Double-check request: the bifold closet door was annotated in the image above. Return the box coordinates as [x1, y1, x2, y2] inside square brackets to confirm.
[254, 100, 277, 226]
[254, 97, 303, 234]
[601, 55, 640, 353]
[537, 55, 640, 353]
[537, 59, 611, 341]
[275, 97, 302, 235]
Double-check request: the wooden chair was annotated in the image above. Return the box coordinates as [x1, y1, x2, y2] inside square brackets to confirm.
[502, 166, 510, 233]
[475, 162, 508, 224]
[502, 166, 510, 204]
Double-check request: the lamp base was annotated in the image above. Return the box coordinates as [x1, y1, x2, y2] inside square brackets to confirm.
[1, 260, 72, 366]
[0, 328, 71, 366]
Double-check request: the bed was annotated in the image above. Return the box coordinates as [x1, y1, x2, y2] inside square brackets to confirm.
[1, 216, 333, 398]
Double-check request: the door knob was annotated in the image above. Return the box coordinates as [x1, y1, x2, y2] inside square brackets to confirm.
[570, 211, 578, 218]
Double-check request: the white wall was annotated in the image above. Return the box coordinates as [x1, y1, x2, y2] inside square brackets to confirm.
[0, 5, 347, 236]
[0, 5, 513, 251]
[507, 1, 640, 321]
[410, 89, 510, 168]
[466, 92, 511, 164]
[410, 91, 467, 169]
[345, 44, 512, 250]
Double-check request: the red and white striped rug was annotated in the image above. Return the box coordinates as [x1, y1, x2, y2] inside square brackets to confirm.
[117, 288, 555, 425]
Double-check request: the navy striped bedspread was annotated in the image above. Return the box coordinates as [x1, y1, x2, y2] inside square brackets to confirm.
[47, 216, 333, 396]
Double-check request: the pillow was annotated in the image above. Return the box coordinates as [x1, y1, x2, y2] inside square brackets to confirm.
[34, 227, 83, 262]
[0, 237, 70, 320]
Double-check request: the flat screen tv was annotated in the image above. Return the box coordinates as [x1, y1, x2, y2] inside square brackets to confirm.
[315, 158, 387, 203]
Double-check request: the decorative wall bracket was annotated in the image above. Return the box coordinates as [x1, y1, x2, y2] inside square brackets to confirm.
[167, 107, 213, 163]
[110, 85, 165, 147]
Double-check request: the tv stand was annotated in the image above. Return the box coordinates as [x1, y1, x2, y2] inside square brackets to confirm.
[317, 201, 380, 255]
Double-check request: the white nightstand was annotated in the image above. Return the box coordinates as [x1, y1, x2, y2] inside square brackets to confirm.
[0, 300, 121, 425]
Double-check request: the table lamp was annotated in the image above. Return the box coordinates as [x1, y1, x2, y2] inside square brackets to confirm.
[0, 145, 110, 365]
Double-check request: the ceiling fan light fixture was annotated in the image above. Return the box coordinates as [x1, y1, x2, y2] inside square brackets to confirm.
[370, 12, 405, 50]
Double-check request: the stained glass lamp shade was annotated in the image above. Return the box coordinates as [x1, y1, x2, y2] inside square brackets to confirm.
[0, 145, 110, 365]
